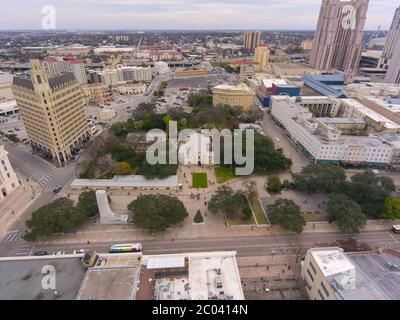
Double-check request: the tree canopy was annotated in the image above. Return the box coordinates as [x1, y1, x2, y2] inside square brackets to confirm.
[382, 197, 400, 220]
[128, 195, 188, 232]
[266, 175, 282, 194]
[24, 192, 98, 241]
[267, 199, 305, 233]
[327, 194, 367, 234]
[293, 164, 346, 193]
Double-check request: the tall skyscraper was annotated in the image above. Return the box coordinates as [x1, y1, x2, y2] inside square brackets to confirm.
[12, 60, 90, 164]
[380, 6, 400, 70]
[243, 31, 261, 53]
[254, 45, 270, 72]
[385, 44, 400, 84]
[309, 0, 369, 75]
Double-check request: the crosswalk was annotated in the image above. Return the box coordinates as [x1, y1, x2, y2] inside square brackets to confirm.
[15, 244, 31, 256]
[38, 169, 59, 192]
[3, 230, 23, 242]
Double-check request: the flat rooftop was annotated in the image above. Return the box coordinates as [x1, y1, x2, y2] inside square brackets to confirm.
[71, 175, 179, 188]
[311, 249, 354, 277]
[0, 256, 86, 300]
[77, 267, 140, 300]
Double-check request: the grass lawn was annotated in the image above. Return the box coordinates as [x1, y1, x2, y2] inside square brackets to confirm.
[227, 215, 256, 226]
[214, 166, 236, 184]
[248, 192, 269, 225]
[303, 213, 329, 223]
[192, 173, 208, 188]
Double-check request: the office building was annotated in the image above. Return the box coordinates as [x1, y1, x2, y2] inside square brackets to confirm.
[309, 0, 369, 74]
[80, 83, 112, 104]
[301, 39, 314, 52]
[42, 57, 88, 84]
[121, 66, 152, 82]
[301, 247, 400, 300]
[254, 45, 270, 72]
[12, 60, 90, 164]
[0, 72, 14, 100]
[271, 96, 394, 166]
[0, 145, 20, 201]
[380, 6, 400, 70]
[385, 44, 400, 84]
[243, 31, 261, 53]
[213, 83, 255, 110]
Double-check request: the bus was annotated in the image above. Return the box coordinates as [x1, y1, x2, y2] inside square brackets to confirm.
[109, 243, 142, 253]
[392, 225, 400, 234]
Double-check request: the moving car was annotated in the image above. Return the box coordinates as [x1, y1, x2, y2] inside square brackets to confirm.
[52, 186, 62, 194]
[392, 225, 400, 234]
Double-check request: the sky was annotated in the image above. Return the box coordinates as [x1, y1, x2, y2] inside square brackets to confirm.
[0, 0, 399, 31]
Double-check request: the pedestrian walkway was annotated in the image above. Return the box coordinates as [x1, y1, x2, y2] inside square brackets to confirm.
[38, 168, 59, 191]
[2, 230, 23, 242]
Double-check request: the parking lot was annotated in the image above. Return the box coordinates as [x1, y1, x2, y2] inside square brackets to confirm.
[0, 114, 29, 141]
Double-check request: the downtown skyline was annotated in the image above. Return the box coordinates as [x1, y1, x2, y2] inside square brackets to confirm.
[0, 0, 399, 31]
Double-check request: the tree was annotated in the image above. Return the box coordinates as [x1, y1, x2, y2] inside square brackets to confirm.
[327, 194, 367, 234]
[114, 162, 133, 175]
[267, 175, 282, 194]
[382, 197, 400, 220]
[77, 191, 99, 217]
[194, 210, 204, 224]
[208, 186, 235, 215]
[293, 164, 346, 193]
[267, 199, 305, 233]
[136, 160, 177, 179]
[24, 198, 88, 241]
[344, 171, 395, 218]
[128, 195, 188, 232]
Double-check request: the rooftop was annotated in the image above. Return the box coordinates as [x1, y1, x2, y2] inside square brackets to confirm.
[71, 175, 179, 188]
[77, 267, 140, 300]
[0, 256, 86, 300]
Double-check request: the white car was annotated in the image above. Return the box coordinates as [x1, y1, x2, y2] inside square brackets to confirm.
[73, 249, 86, 254]
[54, 251, 65, 255]
[275, 138, 281, 143]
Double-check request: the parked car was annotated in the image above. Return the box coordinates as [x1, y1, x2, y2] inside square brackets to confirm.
[73, 249, 86, 254]
[53, 251, 65, 255]
[33, 251, 48, 256]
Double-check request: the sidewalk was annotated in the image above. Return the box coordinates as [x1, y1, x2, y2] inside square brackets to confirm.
[0, 181, 42, 237]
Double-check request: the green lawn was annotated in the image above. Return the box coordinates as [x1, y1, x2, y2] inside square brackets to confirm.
[303, 213, 329, 223]
[248, 192, 269, 225]
[215, 167, 236, 184]
[192, 173, 208, 188]
[227, 215, 256, 226]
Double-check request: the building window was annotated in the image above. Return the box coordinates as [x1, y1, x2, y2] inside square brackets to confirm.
[310, 262, 317, 275]
[321, 282, 329, 297]
[307, 269, 314, 282]
[317, 289, 325, 300]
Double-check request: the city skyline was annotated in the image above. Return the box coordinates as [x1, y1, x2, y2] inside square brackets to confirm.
[0, 0, 399, 31]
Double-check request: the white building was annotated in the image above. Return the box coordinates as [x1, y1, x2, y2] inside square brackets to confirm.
[153, 61, 170, 75]
[0, 100, 18, 116]
[94, 46, 134, 55]
[301, 247, 400, 300]
[121, 66, 152, 82]
[0, 145, 20, 200]
[42, 58, 88, 84]
[178, 132, 214, 166]
[271, 96, 394, 166]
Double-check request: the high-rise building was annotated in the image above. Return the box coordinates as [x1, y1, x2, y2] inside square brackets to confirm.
[385, 44, 400, 84]
[380, 6, 400, 70]
[309, 0, 369, 75]
[42, 57, 88, 84]
[0, 145, 20, 201]
[254, 45, 270, 72]
[243, 31, 261, 53]
[12, 60, 90, 164]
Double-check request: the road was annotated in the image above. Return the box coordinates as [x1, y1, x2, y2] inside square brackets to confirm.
[262, 114, 310, 173]
[2, 229, 398, 258]
[2, 140, 78, 193]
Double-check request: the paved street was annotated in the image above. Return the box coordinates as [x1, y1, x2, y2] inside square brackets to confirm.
[3, 229, 398, 258]
[262, 114, 309, 174]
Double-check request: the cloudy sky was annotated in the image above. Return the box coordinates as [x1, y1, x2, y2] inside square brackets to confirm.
[0, 0, 398, 30]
